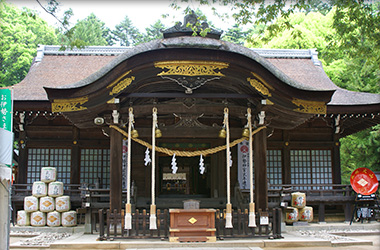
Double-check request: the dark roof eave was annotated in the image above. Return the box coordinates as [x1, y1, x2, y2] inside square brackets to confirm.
[327, 103, 380, 114]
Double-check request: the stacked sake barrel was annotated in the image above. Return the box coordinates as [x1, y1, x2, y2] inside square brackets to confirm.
[285, 192, 313, 224]
[17, 167, 77, 227]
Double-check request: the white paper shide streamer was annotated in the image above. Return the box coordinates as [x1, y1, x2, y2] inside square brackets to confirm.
[144, 148, 151, 166]
[171, 154, 178, 174]
[199, 154, 205, 175]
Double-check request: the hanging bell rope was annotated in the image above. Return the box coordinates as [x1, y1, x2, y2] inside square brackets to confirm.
[149, 107, 158, 230]
[224, 107, 233, 228]
[109, 125, 266, 157]
[124, 107, 133, 230]
[247, 108, 256, 227]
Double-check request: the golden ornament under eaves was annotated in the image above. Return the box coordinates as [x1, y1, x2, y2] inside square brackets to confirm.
[52, 96, 88, 113]
[155, 61, 229, 76]
[292, 98, 326, 114]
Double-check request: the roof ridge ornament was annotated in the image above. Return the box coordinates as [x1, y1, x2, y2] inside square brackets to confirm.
[162, 10, 223, 39]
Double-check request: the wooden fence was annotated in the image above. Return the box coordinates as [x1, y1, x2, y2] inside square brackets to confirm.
[98, 208, 282, 240]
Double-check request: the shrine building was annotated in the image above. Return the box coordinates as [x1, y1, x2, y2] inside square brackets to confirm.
[7, 13, 380, 228]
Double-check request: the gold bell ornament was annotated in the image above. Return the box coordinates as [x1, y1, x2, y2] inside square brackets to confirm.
[242, 127, 250, 138]
[219, 127, 226, 138]
[155, 128, 162, 138]
[131, 129, 139, 138]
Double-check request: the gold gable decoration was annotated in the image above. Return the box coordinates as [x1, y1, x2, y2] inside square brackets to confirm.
[155, 61, 229, 76]
[292, 98, 326, 114]
[52, 96, 88, 113]
[107, 70, 135, 96]
[109, 76, 135, 96]
[247, 72, 273, 97]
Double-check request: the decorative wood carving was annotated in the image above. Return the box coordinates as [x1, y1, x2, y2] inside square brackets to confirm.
[292, 98, 326, 114]
[155, 61, 229, 94]
[52, 96, 88, 112]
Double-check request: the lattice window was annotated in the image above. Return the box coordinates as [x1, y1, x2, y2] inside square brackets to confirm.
[311, 150, 333, 187]
[290, 149, 332, 189]
[267, 150, 282, 185]
[80, 149, 110, 188]
[27, 148, 71, 185]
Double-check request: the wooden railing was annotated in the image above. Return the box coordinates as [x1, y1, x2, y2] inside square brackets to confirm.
[98, 208, 282, 240]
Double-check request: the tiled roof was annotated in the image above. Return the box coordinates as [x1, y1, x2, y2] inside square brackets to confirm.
[9, 42, 380, 108]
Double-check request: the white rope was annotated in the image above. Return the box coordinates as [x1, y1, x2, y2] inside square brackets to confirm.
[125, 107, 133, 229]
[150, 107, 157, 230]
[225, 107, 233, 228]
[127, 108, 133, 205]
[247, 108, 256, 227]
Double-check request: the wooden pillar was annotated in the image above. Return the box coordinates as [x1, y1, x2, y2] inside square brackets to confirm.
[70, 127, 80, 184]
[110, 127, 123, 211]
[254, 127, 268, 211]
[17, 131, 27, 184]
[332, 134, 341, 184]
[283, 131, 291, 184]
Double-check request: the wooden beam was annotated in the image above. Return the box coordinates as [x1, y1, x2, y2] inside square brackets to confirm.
[17, 131, 28, 184]
[70, 127, 80, 185]
[332, 134, 341, 184]
[122, 92, 256, 99]
[110, 127, 123, 211]
[254, 127, 268, 211]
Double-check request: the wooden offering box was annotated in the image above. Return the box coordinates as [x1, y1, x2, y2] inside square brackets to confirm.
[169, 209, 216, 242]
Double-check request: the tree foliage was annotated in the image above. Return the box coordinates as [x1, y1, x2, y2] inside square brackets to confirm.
[134, 20, 166, 45]
[0, 1, 58, 86]
[58, 13, 112, 46]
[112, 16, 140, 46]
[240, 5, 380, 183]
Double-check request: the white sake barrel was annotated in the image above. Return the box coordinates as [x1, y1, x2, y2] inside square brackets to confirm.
[285, 207, 299, 224]
[55, 196, 70, 212]
[299, 206, 314, 222]
[62, 211, 77, 227]
[48, 181, 64, 197]
[30, 211, 46, 227]
[40, 196, 55, 212]
[32, 181, 47, 197]
[47, 211, 61, 227]
[17, 210, 30, 226]
[24, 196, 38, 212]
[41, 167, 57, 183]
[291, 192, 306, 208]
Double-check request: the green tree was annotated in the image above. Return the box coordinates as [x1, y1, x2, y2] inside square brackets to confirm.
[0, 1, 58, 86]
[112, 16, 140, 46]
[340, 127, 380, 184]
[221, 24, 249, 45]
[135, 20, 166, 44]
[59, 13, 112, 46]
[244, 8, 380, 183]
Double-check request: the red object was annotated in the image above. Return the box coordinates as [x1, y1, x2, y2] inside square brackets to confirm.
[350, 168, 379, 195]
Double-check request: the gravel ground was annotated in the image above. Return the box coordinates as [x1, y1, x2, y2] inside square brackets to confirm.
[17, 232, 71, 247]
[297, 230, 355, 242]
[295, 228, 380, 242]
